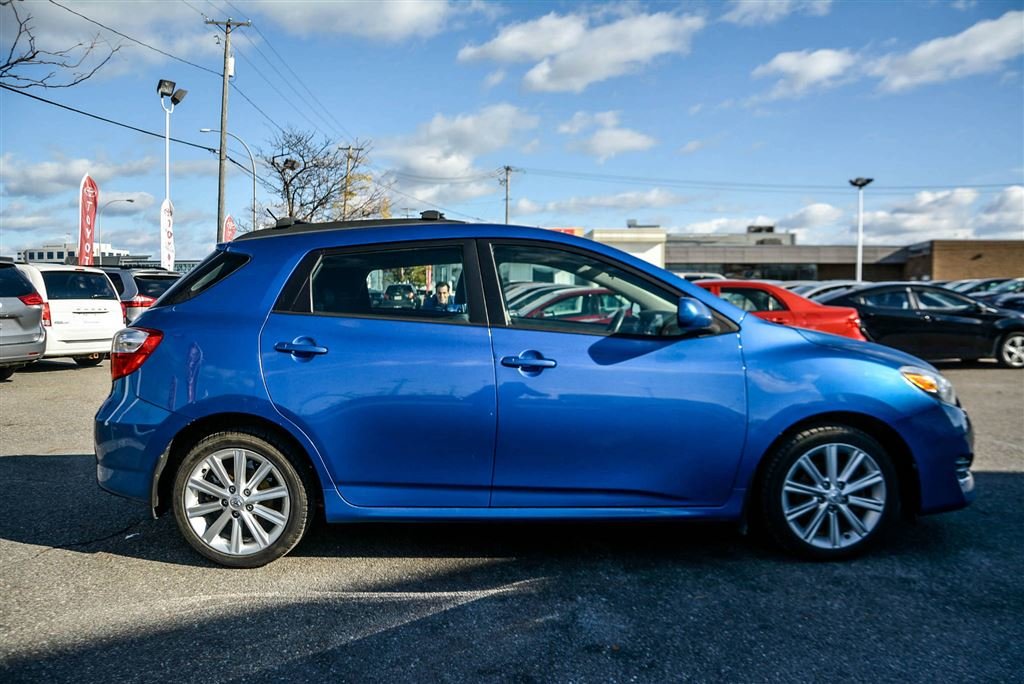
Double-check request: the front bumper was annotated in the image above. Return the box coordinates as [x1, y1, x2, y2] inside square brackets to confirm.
[900, 400, 976, 515]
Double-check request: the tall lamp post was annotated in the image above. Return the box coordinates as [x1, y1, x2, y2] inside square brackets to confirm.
[849, 177, 873, 282]
[201, 128, 257, 235]
[96, 198, 135, 265]
[157, 79, 187, 270]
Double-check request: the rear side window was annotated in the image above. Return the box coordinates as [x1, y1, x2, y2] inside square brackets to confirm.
[0, 266, 35, 297]
[720, 287, 787, 312]
[105, 273, 126, 295]
[861, 290, 910, 310]
[134, 275, 179, 298]
[160, 251, 249, 306]
[41, 271, 117, 300]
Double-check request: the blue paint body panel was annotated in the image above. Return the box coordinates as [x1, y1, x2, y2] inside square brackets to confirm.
[94, 223, 974, 526]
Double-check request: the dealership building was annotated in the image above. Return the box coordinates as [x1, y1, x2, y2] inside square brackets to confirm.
[583, 225, 1024, 281]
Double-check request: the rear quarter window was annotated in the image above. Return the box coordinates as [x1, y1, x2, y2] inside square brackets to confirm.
[0, 266, 35, 297]
[134, 275, 180, 298]
[159, 251, 249, 306]
[41, 271, 117, 300]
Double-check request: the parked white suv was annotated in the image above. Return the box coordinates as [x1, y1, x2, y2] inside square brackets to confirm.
[15, 263, 124, 366]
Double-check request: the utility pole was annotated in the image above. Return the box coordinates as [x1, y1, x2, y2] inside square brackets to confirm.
[340, 145, 364, 220]
[206, 17, 251, 242]
[501, 165, 513, 224]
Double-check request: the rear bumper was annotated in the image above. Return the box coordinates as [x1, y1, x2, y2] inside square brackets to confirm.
[95, 381, 178, 504]
[45, 334, 115, 358]
[0, 337, 45, 365]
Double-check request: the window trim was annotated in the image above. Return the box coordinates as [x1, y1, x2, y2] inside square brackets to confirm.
[479, 238, 738, 339]
[273, 238, 489, 328]
[909, 286, 975, 312]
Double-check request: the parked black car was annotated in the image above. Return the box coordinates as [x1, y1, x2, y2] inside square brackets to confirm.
[819, 283, 1024, 368]
[990, 293, 1024, 314]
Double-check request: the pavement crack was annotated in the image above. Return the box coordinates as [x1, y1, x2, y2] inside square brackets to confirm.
[6, 517, 151, 567]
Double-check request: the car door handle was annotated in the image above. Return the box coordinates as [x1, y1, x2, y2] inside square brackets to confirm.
[275, 339, 328, 356]
[501, 351, 557, 370]
[921, 314, 933, 322]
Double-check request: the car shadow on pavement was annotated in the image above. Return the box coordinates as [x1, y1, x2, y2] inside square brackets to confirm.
[16, 359, 99, 374]
[0, 453, 1018, 572]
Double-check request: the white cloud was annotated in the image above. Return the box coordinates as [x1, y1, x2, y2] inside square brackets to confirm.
[381, 104, 539, 205]
[688, 103, 704, 115]
[484, 70, 506, 88]
[677, 215, 776, 234]
[868, 10, 1024, 92]
[458, 13, 588, 62]
[461, 11, 705, 93]
[558, 111, 654, 162]
[752, 48, 857, 99]
[0, 154, 157, 197]
[255, 1, 456, 40]
[721, 0, 832, 26]
[970, 186, 1024, 238]
[680, 140, 706, 155]
[514, 188, 687, 216]
[777, 202, 844, 230]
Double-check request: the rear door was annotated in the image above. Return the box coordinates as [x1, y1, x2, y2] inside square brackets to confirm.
[41, 269, 123, 342]
[260, 240, 497, 508]
[854, 287, 922, 354]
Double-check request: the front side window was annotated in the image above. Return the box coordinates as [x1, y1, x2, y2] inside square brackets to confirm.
[914, 289, 973, 311]
[492, 244, 683, 337]
[306, 245, 469, 322]
[720, 287, 787, 312]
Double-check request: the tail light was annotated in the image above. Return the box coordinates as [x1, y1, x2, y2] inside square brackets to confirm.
[111, 328, 163, 380]
[18, 292, 43, 306]
[120, 302, 127, 324]
[847, 313, 867, 340]
[126, 295, 156, 309]
[41, 302, 51, 327]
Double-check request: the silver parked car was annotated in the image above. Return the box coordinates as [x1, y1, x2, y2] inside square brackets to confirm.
[101, 267, 181, 323]
[0, 262, 45, 381]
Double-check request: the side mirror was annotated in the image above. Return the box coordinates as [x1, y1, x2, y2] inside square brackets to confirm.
[677, 296, 715, 331]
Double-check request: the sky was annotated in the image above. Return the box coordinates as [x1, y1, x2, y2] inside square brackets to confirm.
[1, 0, 1022, 261]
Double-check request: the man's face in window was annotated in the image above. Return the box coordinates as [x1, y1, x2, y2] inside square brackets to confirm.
[436, 284, 450, 303]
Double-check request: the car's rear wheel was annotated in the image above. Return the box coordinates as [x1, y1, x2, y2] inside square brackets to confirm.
[996, 332, 1024, 368]
[172, 429, 312, 568]
[74, 354, 103, 367]
[759, 426, 899, 560]
[0, 367, 15, 381]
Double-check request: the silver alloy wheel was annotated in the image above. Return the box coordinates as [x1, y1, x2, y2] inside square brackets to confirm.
[1001, 334, 1024, 368]
[183, 447, 291, 556]
[781, 442, 887, 550]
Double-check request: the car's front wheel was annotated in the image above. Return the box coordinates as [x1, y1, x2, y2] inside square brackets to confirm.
[996, 332, 1024, 368]
[759, 426, 899, 560]
[74, 354, 103, 367]
[0, 366, 15, 381]
[172, 429, 313, 568]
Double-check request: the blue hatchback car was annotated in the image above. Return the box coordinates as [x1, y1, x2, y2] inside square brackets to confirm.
[95, 216, 975, 567]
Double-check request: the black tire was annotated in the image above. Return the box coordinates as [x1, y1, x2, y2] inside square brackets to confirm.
[172, 428, 313, 568]
[996, 332, 1024, 369]
[758, 425, 899, 560]
[74, 354, 103, 367]
[0, 367, 15, 381]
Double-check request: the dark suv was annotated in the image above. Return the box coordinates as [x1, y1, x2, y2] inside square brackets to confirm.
[101, 267, 180, 323]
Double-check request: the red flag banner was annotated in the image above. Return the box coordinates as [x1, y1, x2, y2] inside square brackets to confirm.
[78, 174, 98, 265]
[223, 214, 237, 242]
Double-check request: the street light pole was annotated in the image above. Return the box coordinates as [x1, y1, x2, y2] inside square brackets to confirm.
[96, 198, 135, 265]
[157, 80, 186, 271]
[849, 177, 874, 282]
[201, 128, 257, 233]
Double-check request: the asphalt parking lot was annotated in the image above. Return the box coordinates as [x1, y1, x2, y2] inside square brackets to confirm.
[1, 359, 1022, 683]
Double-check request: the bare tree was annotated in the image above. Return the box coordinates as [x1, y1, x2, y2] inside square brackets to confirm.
[1, 0, 120, 89]
[260, 127, 391, 223]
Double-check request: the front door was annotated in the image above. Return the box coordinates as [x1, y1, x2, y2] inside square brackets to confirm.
[484, 241, 748, 508]
[260, 240, 496, 507]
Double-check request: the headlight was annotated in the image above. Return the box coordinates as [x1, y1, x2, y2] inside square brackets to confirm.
[901, 366, 957, 405]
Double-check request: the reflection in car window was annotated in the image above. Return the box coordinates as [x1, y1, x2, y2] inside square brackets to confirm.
[492, 244, 682, 337]
[915, 289, 973, 311]
[311, 246, 468, 321]
[861, 290, 911, 310]
[41, 271, 117, 300]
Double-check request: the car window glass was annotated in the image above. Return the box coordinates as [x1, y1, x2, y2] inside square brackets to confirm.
[861, 290, 910, 310]
[0, 266, 35, 297]
[915, 289, 973, 311]
[135, 275, 179, 299]
[161, 251, 249, 306]
[492, 244, 681, 337]
[104, 272, 126, 295]
[311, 246, 468, 322]
[720, 287, 787, 312]
[41, 271, 117, 300]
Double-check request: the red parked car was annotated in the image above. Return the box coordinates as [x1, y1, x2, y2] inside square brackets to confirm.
[697, 280, 867, 341]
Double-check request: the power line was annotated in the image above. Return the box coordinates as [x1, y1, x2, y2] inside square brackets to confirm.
[0, 84, 271, 189]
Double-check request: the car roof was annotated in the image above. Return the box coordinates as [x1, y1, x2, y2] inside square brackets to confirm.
[18, 263, 108, 273]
